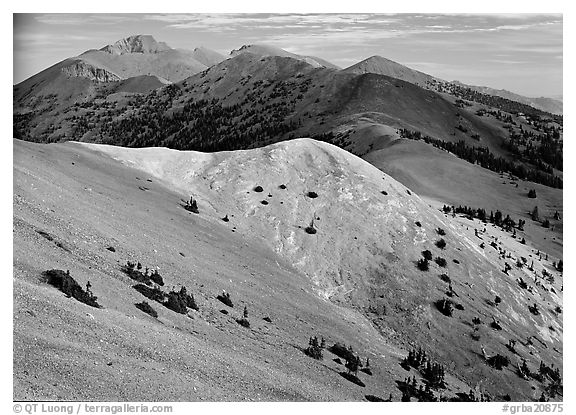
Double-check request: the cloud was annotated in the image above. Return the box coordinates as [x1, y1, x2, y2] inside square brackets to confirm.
[35, 14, 136, 26]
[14, 32, 93, 47]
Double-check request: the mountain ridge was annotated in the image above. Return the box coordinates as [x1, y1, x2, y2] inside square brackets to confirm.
[231, 44, 340, 69]
[344, 55, 562, 115]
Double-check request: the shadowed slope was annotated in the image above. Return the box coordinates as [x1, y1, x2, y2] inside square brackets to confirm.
[363, 139, 563, 258]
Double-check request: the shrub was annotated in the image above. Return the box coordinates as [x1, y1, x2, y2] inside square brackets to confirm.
[263, 316, 272, 322]
[401, 347, 427, 370]
[422, 250, 433, 260]
[435, 257, 447, 267]
[415, 221, 422, 227]
[417, 258, 429, 271]
[165, 291, 187, 314]
[135, 301, 158, 318]
[439, 274, 451, 284]
[306, 191, 318, 198]
[305, 336, 323, 360]
[494, 295, 502, 306]
[278, 184, 287, 189]
[381, 191, 388, 195]
[121, 262, 151, 284]
[149, 269, 164, 286]
[436, 228, 446, 236]
[398, 372, 440, 401]
[528, 303, 540, 315]
[360, 357, 372, 375]
[422, 360, 446, 389]
[435, 239, 447, 249]
[531, 206, 539, 221]
[487, 354, 509, 370]
[554, 306, 562, 314]
[133, 284, 166, 302]
[217, 291, 233, 307]
[43, 269, 101, 308]
[185, 199, 199, 214]
[260, 200, 269, 205]
[36, 230, 54, 241]
[164, 286, 198, 313]
[236, 318, 250, 328]
[528, 189, 537, 198]
[181, 287, 198, 310]
[329, 343, 356, 362]
[305, 219, 317, 235]
[345, 354, 362, 376]
[253, 186, 263, 192]
[435, 298, 453, 317]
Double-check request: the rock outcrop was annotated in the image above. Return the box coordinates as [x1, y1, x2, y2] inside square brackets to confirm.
[61, 61, 121, 82]
[100, 35, 171, 55]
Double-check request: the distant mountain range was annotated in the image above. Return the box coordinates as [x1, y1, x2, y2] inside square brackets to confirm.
[343, 55, 562, 115]
[13, 35, 226, 113]
[451, 82, 563, 115]
[13, 34, 562, 191]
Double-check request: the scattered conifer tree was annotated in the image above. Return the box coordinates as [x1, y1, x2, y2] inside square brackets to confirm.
[417, 258, 430, 271]
[531, 206, 540, 221]
[435, 239, 447, 249]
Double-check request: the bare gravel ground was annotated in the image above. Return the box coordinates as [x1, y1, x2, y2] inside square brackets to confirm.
[13, 138, 562, 401]
[13, 139, 412, 401]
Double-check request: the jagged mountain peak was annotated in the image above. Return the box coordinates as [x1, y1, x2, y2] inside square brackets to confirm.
[100, 35, 172, 55]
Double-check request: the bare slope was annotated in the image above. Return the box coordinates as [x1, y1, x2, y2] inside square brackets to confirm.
[14, 138, 564, 401]
[343, 55, 440, 88]
[363, 139, 563, 259]
[15, 138, 407, 401]
[14, 138, 561, 401]
[231, 44, 340, 69]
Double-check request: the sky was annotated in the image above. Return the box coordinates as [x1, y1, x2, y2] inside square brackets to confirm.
[13, 12, 563, 98]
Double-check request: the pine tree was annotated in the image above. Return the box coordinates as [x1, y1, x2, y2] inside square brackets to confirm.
[531, 206, 540, 221]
